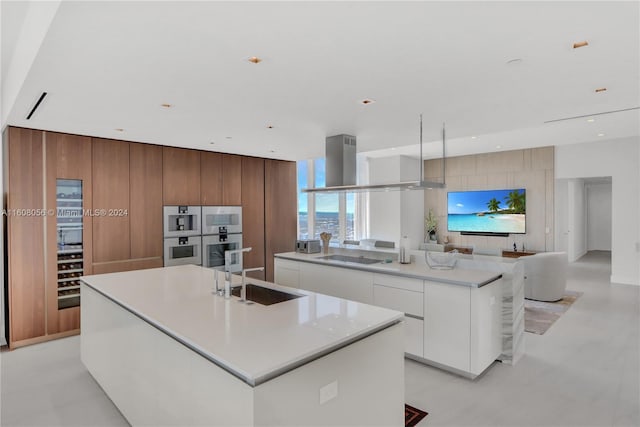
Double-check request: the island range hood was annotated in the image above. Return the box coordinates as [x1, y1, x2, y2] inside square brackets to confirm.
[303, 115, 446, 193]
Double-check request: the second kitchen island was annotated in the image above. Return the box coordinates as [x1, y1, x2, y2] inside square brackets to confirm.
[80, 265, 404, 426]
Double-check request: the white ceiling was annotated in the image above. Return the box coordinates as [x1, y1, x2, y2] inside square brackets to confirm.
[3, 1, 639, 161]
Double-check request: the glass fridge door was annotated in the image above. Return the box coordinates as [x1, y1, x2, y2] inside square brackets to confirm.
[56, 179, 83, 309]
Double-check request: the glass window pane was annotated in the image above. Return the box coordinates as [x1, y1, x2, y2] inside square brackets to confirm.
[314, 158, 325, 187]
[297, 160, 309, 239]
[315, 193, 339, 243]
[346, 193, 355, 240]
[314, 157, 339, 243]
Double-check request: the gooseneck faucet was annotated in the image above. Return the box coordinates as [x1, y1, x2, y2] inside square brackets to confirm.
[239, 267, 265, 303]
[221, 247, 252, 298]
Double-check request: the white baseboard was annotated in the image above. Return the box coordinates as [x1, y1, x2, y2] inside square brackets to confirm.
[610, 275, 639, 286]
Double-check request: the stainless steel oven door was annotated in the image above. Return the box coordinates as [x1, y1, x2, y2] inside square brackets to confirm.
[202, 206, 242, 235]
[163, 206, 201, 237]
[202, 234, 243, 272]
[164, 236, 202, 266]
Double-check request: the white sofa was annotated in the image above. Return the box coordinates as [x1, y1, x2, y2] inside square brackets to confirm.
[523, 252, 568, 302]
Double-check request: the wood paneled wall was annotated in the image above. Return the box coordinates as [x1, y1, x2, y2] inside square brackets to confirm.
[7, 128, 46, 343]
[265, 160, 297, 282]
[241, 157, 265, 280]
[5, 126, 297, 348]
[424, 147, 555, 251]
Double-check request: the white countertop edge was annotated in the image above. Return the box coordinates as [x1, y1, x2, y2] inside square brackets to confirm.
[275, 253, 502, 288]
[81, 280, 403, 387]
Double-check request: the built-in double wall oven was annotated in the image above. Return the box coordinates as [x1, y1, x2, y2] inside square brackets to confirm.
[163, 206, 202, 266]
[201, 206, 243, 272]
[163, 205, 242, 270]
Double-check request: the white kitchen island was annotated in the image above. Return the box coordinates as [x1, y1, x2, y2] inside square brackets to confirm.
[275, 251, 506, 378]
[80, 265, 404, 426]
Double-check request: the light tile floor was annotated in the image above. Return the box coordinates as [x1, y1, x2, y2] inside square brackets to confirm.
[1, 251, 637, 426]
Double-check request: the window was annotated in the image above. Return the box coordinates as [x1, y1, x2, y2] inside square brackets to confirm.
[297, 158, 365, 244]
[297, 160, 309, 239]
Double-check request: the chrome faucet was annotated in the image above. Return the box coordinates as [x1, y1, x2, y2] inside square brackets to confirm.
[239, 267, 265, 303]
[221, 247, 252, 298]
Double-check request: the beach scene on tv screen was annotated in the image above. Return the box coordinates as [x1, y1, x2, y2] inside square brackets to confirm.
[448, 189, 526, 234]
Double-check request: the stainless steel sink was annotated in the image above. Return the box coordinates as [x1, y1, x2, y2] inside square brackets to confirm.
[319, 254, 383, 265]
[230, 284, 303, 306]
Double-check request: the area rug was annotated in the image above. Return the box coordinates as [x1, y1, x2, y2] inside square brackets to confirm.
[524, 290, 583, 335]
[405, 404, 428, 426]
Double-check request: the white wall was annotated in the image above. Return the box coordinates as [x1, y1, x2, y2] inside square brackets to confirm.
[587, 183, 612, 251]
[555, 179, 569, 254]
[367, 156, 424, 249]
[569, 179, 587, 262]
[368, 157, 401, 245]
[556, 137, 639, 285]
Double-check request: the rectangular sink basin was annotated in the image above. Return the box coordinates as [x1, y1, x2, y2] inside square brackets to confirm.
[230, 284, 303, 306]
[319, 254, 383, 265]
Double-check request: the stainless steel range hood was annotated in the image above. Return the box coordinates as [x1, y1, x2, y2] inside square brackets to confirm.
[303, 115, 446, 193]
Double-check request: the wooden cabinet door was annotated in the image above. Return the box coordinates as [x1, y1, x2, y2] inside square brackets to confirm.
[6, 127, 46, 345]
[201, 152, 242, 206]
[45, 131, 92, 335]
[241, 157, 265, 280]
[130, 143, 163, 261]
[200, 151, 222, 205]
[92, 138, 130, 263]
[163, 147, 201, 205]
[222, 154, 242, 205]
[264, 159, 297, 282]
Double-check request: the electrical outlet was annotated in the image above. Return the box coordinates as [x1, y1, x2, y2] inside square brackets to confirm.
[319, 380, 338, 405]
[545, 227, 550, 234]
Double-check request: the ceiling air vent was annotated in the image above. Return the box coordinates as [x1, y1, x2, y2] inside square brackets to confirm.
[26, 92, 48, 120]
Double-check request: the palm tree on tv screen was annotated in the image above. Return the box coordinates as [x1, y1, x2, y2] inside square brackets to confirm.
[487, 198, 501, 213]
[504, 190, 525, 214]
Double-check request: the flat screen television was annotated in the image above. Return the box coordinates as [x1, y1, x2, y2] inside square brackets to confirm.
[447, 188, 526, 236]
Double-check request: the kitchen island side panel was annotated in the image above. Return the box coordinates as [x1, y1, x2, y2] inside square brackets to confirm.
[253, 322, 404, 427]
[81, 284, 254, 426]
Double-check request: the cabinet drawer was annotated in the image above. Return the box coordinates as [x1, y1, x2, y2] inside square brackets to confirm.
[373, 284, 423, 317]
[274, 258, 300, 271]
[373, 274, 423, 293]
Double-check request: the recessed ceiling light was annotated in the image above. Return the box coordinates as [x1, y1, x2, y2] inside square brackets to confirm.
[360, 98, 376, 105]
[210, 141, 215, 145]
[161, 103, 172, 108]
[586, 118, 595, 122]
[248, 56, 262, 64]
[573, 40, 589, 49]
[115, 128, 124, 132]
[496, 145, 502, 149]
[597, 133, 605, 137]
[471, 136, 477, 140]
[506, 58, 522, 65]
[391, 147, 396, 150]
[595, 87, 607, 93]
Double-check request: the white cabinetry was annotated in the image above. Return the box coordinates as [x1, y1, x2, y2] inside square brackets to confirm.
[470, 279, 503, 375]
[372, 274, 424, 358]
[423, 279, 503, 377]
[274, 258, 300, 288]
[424, 281, 471, 372]
[275, 256, 503, 378]
[298, 262, 373, 304]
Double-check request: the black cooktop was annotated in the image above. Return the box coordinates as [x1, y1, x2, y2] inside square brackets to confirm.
[319, 254, 383, 265]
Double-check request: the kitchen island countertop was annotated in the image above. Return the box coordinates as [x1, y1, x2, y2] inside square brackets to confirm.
[275, 251, 502, 287]
[80, 265, 403, 386]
